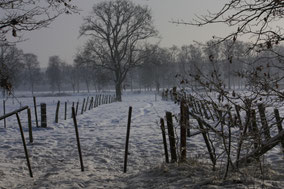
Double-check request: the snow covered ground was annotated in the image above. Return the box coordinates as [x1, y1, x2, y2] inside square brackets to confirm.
[0, 92, 284, 188]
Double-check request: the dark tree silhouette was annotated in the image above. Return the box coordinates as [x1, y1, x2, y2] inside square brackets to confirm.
[0, 0, 77, 42]
[79, 0, 157, 101]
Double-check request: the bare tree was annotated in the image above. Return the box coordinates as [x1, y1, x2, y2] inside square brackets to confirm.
[174, 0, 284, 51]
[0, 0, 78, 42]
[65, 64, 80, 93]
[46, 55, 64, 93]
[0, 43, 23, 96]
[23, 53, 41, 95]
[79, 0, 157, 101]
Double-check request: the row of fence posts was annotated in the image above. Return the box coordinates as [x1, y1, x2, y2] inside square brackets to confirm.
[162, 89, 284, 167]
[1, 94, 116, 177]
[159, 98, 189, 164]
[54, 94, 116, 124]
[0, 106, 33, 177]
[161, 90, 284, 166]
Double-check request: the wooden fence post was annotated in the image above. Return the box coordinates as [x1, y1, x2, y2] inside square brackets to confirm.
[166, 112, 177, 163]
[72, 102, 75, 118]
[84, 97, 89, 112]
[72, 107, 84, 172]
[251, 109, 260, 149]
[98, 95, 101, 106]
[235, 105, 243, 130]
[76, 101, 79, 115]
[89, 97, 94, 110]
[124, 106, 132, 173]
[3, 100, 6, 128]
[81, 98, 85, 115]
[93, 95, 97, 108]
[41, 103, 47, 128]
[55, 101, 60, 123]
[27, 108, 33, 143]
[33, 96, 39, 127]
[274, 108, 284, 154]
[197, 118, 216, 169]
[160, 118, 169, 163]
[16, 113, 33, 177]
[180, 99, 187, 161]
[258, 104, 271, 141]
[64, 102, 67, 120]
[201, 101, 209, 119]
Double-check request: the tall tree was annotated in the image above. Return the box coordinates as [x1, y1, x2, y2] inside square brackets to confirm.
[0, 43, 23, 96]
[23, 53, 41, 95]
[46, 56, 64, 93]
[79, 0, 157, 101]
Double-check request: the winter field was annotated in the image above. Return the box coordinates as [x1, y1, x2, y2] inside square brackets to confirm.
[0, 92, 284, 189]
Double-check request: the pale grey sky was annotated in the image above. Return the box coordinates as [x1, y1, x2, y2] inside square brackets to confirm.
[18, 0, 230, 67]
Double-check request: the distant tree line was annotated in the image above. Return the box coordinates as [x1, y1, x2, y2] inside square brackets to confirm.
[2, 39, 284, 97]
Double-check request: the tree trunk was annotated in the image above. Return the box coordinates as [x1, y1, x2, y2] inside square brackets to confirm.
[115, 82, 122, 101]
[86, 81, 90, 93]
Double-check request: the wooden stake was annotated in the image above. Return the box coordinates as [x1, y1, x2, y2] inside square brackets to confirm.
[81, 98, 85, 115]
[124, 106, 132, 173]
[16, 113, 33, 177]
[166, 112, 177, 163]
[55, 101, 60, 123]
[197, 118, 216, 168]
[180, 99, 187, 161]
[72, 102, 75, 118]
[64, 102, 67, 120]
[76, 101, 79, 115]
[84, 97, 89, 112]
[160, 118, 169, 163]
[251, 109, 260, 149]
[235, 105, 243, 130]
[27, 108, 33, 143]
[274, 108, 284, 154]
[41, 103, 47, 128]
[89, 97, 94, 110]
[72, 107, 84, 172]
[33, 96, 39, 127]
[258, 104, 271, 141]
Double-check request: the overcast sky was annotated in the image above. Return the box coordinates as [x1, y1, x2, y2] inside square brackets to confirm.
[17, 0, 229, 67]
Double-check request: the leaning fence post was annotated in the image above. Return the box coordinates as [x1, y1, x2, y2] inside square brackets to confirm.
[84, 97, 89, 112]
[274, 108, 284, 154]
[160, 118, 169, 163]
[16, 113, 33, 177]
[81, 98, 85, 115]
[3, 100, 6, 128]
[166, 111, 177, 163]
[72, 102, 75, 118]
[124, 106, 132, 173]
[180, 99, 187, 161]
[258, 103, 271, 141]
[55, 101, 60, 123]
[33, 96, 39, 127]
[27, 108, 33, 143]
[41, 103, 47, 128]
[251, 109, 259, 149]
[72, 107, 84, 172]
[197, 117, 216, 169]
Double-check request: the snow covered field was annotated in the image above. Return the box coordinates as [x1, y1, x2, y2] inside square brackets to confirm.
[1, 92, 284, 188]
[0, 93, 179, 188]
